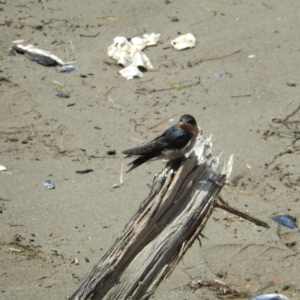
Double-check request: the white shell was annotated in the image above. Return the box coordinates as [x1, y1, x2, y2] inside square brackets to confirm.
[14, 44, 75, 65]
[143, 33, 161, 47]
[108, 36, 154, 70]
[130, 33, 161, 50]
[0, 165, 6, 171]
[107, 33, 160, 79]
[119, 65, 143, 80]
[171, 33, 196, 50]
[107, 37, 132, 67]
[130, 49, 153, 70]
[130, 37, 146, 51]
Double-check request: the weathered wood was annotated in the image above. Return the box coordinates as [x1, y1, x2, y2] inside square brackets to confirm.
[69, 135, 233, 300]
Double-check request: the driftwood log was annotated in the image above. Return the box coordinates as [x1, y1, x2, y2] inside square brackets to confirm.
[69, 134, 267, 300]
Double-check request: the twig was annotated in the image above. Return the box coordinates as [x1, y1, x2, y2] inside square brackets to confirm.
[79, 32, 100, 38]
[231, 94, 251, 98]
[193, 49, 241, 66]
[216, 198, 270, 228]
[136, 79, 200, 95]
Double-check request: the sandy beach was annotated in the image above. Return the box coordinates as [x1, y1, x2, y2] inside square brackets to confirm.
[1, 1, 300, 299]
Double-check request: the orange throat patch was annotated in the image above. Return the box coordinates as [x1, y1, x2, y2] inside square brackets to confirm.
[177, 122, 199, 137]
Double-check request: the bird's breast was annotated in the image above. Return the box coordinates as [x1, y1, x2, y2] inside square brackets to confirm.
[159, 135, 197, 160]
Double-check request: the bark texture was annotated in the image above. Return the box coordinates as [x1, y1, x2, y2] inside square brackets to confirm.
[69, 135, 232, 300]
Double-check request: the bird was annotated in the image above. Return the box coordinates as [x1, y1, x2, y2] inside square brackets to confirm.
[123, 114, 199, 172]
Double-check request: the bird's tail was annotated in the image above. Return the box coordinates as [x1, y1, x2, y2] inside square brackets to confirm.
[126, 154, 154, 173]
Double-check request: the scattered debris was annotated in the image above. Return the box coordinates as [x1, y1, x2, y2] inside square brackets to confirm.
[13, 44, 75, 66]
[184, 278, 250, 299]
[9, 247, 22, 253]
[107, 33, 160, 79]
[57, 64, 78, 73]
[250, 293, 290, 300]
[76, 169, 93, 174]
[56, 92, 70, 98]
[43, 180, 55, 189]
[79, 32, 100, 38]
[136, 79, 201, 95]
[286, 82, 296, 87]
[106, 150, 116, 155]
[119, 65, 143, 80]
[0, 165, 7, 171]
[264, 102, 300, 168]
[72, 257, 79, 265]
[272, 214, 299, 231]
[231, 94, 252, 98]
[112, 162, 124, 189]
[171, 33, 196, 50]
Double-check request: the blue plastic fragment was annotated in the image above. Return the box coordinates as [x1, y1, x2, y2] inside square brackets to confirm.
[250, 293, 290, 300]
[57, 65, 78, 73]
[272, 214, 299, 231]
[56, 92, 70, 98]
[43, 180, 55, 189]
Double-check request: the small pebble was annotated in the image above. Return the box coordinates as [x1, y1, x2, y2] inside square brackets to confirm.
[76, 169, 93, 174]
[56, 92, 70, 98]
[250, 293, 290, 300]
[272, 214, 299, 231]
[171, 17, 179, 22]
[215, 73, 223, 78]
[57, 64, 78, 73]
[286, 82, 296, 87]
[43, 180, 55, 189]
[85, 257, 90, 263]
[107, 150, 116, 155]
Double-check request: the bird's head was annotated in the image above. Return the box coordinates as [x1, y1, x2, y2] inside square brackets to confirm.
[177, 114, 199, 137]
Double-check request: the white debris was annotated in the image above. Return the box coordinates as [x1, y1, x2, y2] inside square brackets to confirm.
[0, 165, 7, 171]
[130, 33, 161, 50]
[107, 37, 132, 67]
[171, 33, 196, 50]
[57, 64, 78, 73]
[107, 33, 160, 79]
[142, 33, 161, 47]
[14, 44, 75, 65]
[119, 65, 143, 80]
[250, 294, 290, 300]
[43, 180, 55, 189]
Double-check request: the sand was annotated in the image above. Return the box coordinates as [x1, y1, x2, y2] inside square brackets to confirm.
[1, 1, 300, 299]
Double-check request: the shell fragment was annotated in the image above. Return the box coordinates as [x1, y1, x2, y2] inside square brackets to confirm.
[107, 33, 160, 79]
[171, 33, 196, 50]
[119, 65, 143, 80]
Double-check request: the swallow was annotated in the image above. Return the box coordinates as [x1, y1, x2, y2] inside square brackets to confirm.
[123, 114, 199, 172]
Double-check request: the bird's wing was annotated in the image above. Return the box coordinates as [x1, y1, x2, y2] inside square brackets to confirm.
[123, 126, 192, 156]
